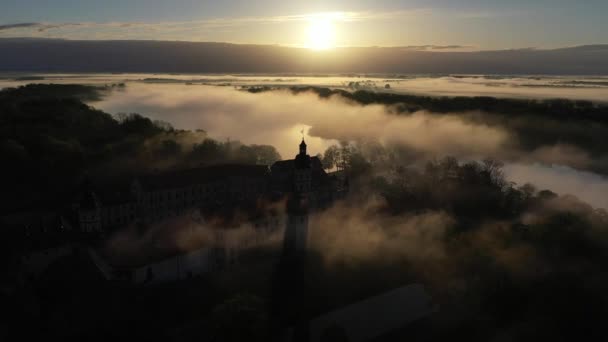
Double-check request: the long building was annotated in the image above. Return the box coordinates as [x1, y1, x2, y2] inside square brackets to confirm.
[132, 164, 270, 223]
[3, 140, 348, 286]
[69, 140, 346, 233]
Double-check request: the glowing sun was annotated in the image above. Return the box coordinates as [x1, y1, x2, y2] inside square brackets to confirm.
[306, 16, 336, 50]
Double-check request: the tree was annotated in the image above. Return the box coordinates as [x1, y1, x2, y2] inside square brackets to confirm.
[322, 145, 340, 171]
[348, 151, 372, 178]
[152, 119, 174, 132]
[191, 139, 221, 162]
[482, 157, 506, 188]
[250, 145, 281, 165]
[519, 183, 537, 200]
[338, 142, 353, 171]
[156, 139, 181, 158]
[116, 112, 164, 136]
[538, 189, 558, 201]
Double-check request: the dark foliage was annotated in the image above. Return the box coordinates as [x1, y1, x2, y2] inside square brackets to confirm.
[0, 84, 280, 214]
[285, 86, 608, 122]
[3, 84, 608, 341]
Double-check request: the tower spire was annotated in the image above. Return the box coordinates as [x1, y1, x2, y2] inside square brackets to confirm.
[299, 135, 307, 156]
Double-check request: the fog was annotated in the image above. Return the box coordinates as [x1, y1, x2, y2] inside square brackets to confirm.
[1, 39, 608, 75]
[85, 82, 608, 209]
[505, 163, 608, 210]
[93, 83, 510, 158]
[2, 75, 606, 209]
[3, 73, 608, 102]
[104, 206, 285, 267]
[307, 197, 548, 289]
[309, 197, 453, 266]
[384, 75, 608, 102]
[4, 74, 608, 341]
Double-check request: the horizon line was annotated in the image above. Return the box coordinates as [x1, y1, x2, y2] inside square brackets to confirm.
[1, 37, 608, 52]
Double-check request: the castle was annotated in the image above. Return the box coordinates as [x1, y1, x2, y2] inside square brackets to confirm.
[4, 139, 347, 284]
[69, 138, 345, 235]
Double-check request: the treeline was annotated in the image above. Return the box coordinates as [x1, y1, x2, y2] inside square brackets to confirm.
[377, 155, 607, 221]
[372, 156, 608, 341]
[2, 84, 608, 340]
[314, 142, 608, 341]
[281, 86, 607, 121]
[0, 83, 106, 102]
[321, 141, 607, 221]
[0, 84, 280, 213]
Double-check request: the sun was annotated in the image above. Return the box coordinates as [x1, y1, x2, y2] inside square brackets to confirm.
[306, 16, 336, 50]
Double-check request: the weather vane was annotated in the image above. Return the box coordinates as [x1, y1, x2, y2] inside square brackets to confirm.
[300, 128, 305, 140]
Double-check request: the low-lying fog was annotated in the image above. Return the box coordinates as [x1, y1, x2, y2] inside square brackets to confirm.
[2, 73, 608, 102]
[3, 74, 607, 209]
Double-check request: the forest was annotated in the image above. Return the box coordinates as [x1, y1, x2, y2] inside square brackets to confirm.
[0, 84, 281, 213]
[1, 83, 608, 341]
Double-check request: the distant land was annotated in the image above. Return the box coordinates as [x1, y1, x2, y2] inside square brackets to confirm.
[1, 38, 608, 75]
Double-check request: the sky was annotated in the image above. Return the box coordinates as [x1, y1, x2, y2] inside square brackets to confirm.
[1, 0, 607, 49]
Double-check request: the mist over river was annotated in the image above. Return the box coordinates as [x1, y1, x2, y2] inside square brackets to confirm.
[3, 73, 608, 209]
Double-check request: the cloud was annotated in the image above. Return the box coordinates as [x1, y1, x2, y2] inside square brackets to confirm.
[0, 9, 478, 45]
[0, 22, 85, 33]
[0, 11, 418, 41]
[0, 23, 39, 31]
[36, 23, 82, 32]
[0, 10, 424, 33]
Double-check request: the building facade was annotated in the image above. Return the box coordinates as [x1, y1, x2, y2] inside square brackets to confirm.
[131, 164, 270, 223]
[71, 140, 346, 233]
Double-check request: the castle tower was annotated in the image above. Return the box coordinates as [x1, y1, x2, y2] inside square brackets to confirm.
[294, 139, 312, 193]
[283, 139, 312, 258]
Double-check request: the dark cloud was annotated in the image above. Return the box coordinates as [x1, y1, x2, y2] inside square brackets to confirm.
[1, 39, 608, 74]
[36, 23, 79, 32]
[399, 45, 474, 51]
[0, 23, 39, 31]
